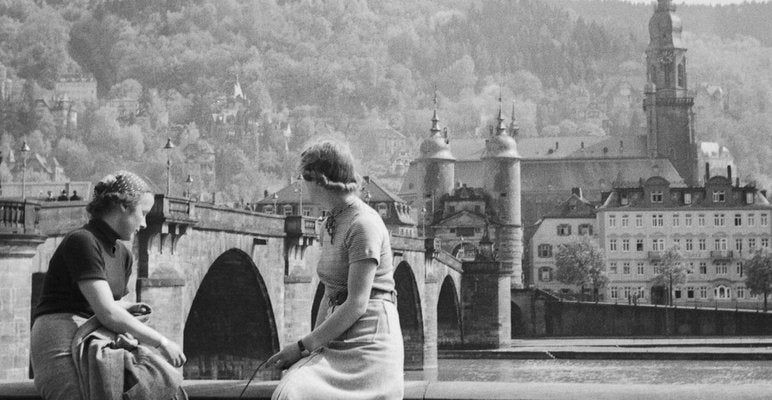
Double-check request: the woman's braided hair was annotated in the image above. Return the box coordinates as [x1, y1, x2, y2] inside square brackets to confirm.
[86, 171, 152, 218]
[299, 141, 360, 193]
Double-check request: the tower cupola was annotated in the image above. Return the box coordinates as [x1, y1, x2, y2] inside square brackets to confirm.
[482, 104, 521, 160]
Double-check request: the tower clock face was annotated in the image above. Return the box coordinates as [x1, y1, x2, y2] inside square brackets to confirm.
[658, 50, 674, 65]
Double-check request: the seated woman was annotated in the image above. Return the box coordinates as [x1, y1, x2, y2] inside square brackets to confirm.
[30, 171, 186, 400]
[268, 141, 404, 400]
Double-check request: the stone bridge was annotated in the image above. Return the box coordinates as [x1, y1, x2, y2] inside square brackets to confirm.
[0, 196, 512, 380]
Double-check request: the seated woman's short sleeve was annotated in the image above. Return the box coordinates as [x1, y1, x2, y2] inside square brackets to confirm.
[62, 231, 107, 283]
[345, 217, 383, 266]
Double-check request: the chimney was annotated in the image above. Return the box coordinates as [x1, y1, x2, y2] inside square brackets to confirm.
[571, 187, 583, 198]
[705, 162, 710, 182]
[580, 141, 584, 149]
[727, 165, 732, 181]
[555, 141, 559, 150]
[736, 177, 740, 187]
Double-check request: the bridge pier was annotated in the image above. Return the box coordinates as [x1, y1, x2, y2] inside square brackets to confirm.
[461, 261, 512, 348]
[0, 201, 46, 380]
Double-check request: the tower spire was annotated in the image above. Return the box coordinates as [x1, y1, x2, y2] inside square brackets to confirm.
[431, 84, 441, 137]
[495, 87, 506, 136]
[509, 100, 519, 137]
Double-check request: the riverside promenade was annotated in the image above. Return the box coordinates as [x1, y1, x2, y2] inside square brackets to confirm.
[441, 337, 772, 360]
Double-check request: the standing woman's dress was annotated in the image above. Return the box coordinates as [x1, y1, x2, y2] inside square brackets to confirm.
[272, 197, 404, 400]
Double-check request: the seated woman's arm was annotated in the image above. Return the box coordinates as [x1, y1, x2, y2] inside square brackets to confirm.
[78, 279, 186, 367]
[266, 258, 377, 368]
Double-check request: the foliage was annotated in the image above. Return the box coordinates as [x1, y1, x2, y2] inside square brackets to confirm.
[652, 246, 688, 306]
[744, 248, 772, 311]
[554, 238, 608, 298]
[0, 0, 772, 201]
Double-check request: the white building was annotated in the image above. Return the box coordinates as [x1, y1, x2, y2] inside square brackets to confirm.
[597, 168, 772, 307]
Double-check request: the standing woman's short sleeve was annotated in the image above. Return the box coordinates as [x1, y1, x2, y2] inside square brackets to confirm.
[61, 231, 108, 283]
[345, 218, 383, 266]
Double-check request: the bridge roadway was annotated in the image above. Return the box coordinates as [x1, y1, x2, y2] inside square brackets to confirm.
[2, 380, 772, 399]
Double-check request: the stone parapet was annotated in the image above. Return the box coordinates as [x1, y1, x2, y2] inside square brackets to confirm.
[3, 380, 772, 399]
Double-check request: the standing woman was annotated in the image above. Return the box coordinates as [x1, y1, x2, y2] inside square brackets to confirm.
[30, 171, 186, 399]
[268, 142, 404, 400]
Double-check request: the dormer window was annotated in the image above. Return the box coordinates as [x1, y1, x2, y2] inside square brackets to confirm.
[746, 192, 755, 204]
[377, 203, 388, 217]
[283, 205, 293, 215]
[684, 192, 692, 205]
[620, 193, 629, 206]
[651, 190, 663, 203]
[713, 191, 726, 203]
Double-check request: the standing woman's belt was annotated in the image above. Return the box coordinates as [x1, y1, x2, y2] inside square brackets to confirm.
[329, 288, 397, 306]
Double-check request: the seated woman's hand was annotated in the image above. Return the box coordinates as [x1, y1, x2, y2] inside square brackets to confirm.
[266, 342, 302, 370]
[158, 338, 186, 368]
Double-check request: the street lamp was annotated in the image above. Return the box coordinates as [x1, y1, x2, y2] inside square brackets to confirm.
[294, 174, 303, 216]
[20, 140, 30, 200]
[185, 174, 193, 201]
[163, 138, 174, 196]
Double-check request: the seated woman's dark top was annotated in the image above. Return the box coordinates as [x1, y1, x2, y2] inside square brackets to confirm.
[34, 219, 132, 320]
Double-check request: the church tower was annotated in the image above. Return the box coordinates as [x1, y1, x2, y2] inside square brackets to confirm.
[644, 0, 698, 185]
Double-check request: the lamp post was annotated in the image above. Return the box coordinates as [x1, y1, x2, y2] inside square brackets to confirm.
[20, 140, 30, 200]
[296, 174, 303, 216]
[185, 174, 193, 201]
[163, 138, 174, 196]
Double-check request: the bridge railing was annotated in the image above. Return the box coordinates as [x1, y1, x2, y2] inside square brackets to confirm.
[0, 200, 40, 234]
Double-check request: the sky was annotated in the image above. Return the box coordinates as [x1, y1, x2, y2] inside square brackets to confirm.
[624, 0, 769, 4]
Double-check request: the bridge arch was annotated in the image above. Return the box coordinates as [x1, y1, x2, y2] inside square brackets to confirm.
[183, 248, 279, 380]
[395, 261, 424, 370]
[437, 275, 462, 349]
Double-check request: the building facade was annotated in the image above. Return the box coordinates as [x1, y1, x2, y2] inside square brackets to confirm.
[598, 168, 772, 307]
[531, 189, 598, 294]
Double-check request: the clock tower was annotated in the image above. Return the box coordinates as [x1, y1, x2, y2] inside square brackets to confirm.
[644, 0, 698, 185]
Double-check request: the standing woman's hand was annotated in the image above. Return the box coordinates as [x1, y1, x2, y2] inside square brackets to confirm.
[158, 338, 187, 368]
[266, 342, 303, 370]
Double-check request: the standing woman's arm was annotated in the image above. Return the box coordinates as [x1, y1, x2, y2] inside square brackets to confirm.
[78, 280, 187, 367]
[266, 258, 377, 368]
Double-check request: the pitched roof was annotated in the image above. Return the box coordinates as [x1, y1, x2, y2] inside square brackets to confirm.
[434, 209, 488, 227]
[542, 193, 597, 219]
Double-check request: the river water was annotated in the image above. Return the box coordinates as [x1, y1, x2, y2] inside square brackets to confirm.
[406, 359, 772, 385]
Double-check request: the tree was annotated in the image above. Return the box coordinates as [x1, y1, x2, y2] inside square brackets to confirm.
[555, 238, 608, 301]
[745, 248, 772, 312]
[652, 246, 687, 306]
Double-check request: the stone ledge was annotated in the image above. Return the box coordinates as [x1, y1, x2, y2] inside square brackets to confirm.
[3, 380, 772, 399]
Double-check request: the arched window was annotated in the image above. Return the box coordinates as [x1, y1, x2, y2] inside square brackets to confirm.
[714, 285, 730, 299]
[677, 62, 685, 88]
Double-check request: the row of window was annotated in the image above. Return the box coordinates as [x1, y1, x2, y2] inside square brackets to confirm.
[607, 213, 768, 229]
[606, 237, 770, 253]
[263, 202, 390, 217]
[608, 286, 757, 300]
[645, 189, 754, 205]
[555, 223, 593, 236]
[608, 261, 743, 276]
